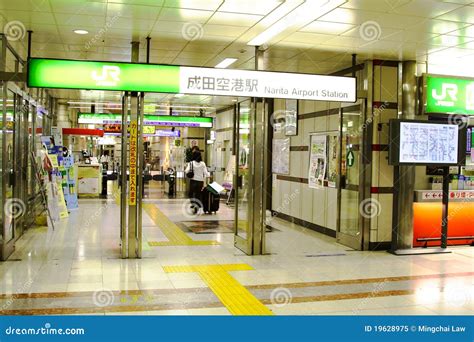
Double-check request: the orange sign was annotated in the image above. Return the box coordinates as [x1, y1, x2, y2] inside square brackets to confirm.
[129, 120, 138, 205]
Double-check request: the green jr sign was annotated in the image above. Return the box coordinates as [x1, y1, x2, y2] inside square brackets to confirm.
[27, 58, 356, 102]
[425, 75, 474, 115]
[28, 58, 180, 93]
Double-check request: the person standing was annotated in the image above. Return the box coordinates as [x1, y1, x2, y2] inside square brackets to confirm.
[185, 150, 209, 214]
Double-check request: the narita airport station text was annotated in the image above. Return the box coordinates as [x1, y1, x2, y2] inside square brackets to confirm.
[265, 86, 350, 99]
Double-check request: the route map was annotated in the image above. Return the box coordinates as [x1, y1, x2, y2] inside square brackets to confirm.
[399, 122, 458, 164]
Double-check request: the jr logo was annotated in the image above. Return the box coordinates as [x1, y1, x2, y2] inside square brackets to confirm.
[91, 65, 121, 87]
[431, 83, 457, 107]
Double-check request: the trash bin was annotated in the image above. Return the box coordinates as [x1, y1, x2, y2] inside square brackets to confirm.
[101, 171, 108, 196]
[166, 168, 176, 197]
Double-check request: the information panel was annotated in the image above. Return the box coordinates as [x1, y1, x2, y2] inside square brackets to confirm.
[399, 122, 458, 164]
[28, 58, 356, 102]
[389, 119, 466, 166]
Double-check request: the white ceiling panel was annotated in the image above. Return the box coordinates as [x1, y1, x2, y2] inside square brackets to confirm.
[50, 0, 107, 15]
[218, 0, 283, 15]
[341, 0, 411, 12]
[300, 21, 355, 35]
[207, 12, 262, 26]
[157, 7, 214, 22]
[406, 19, 470, 34]
[0, 0, 472, 104]
[0, 0, 50, 11]
[435, 5, 474, 23]
[163, 0, 223, 11]
[392, 0, 462, 17]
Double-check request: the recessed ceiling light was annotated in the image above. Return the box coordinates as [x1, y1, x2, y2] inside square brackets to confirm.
[73, 29, 89, 35]
[215, 58, 238, 69]
[174, 93, 185, 97]
[232, 99, 238, 102]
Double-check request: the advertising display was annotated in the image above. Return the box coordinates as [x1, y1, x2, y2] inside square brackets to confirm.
[142, 126, 156, 135]
[272, 138, 290, 174]
[308, 134, 327, 188]
[28, 58, 356, 102]
[389, 119, 466, 166]
[78, 113, 213, 128]
[424, 74, 474, 114]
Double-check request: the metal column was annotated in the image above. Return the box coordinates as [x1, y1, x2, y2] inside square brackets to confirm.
[252, 47, 267, 255]
[120, 41, 143, 258]
[390, 61, 418, 254]
[128, 41, 141, 258]
[120, 92, 128, 258]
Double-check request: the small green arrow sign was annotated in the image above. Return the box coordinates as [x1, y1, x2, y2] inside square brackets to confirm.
[347, 150, 355, 167]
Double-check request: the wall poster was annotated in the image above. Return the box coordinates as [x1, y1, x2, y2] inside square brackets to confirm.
[308, 134, 327, 188]
[272, 138, 290, 175]
[285, 99, 298, 136]
[327, 134, 339, 188]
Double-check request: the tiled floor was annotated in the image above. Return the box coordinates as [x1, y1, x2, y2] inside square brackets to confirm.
[0, 196, 473, 316]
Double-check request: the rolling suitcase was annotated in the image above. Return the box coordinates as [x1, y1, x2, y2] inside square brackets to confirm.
[202, 186, 220, 214]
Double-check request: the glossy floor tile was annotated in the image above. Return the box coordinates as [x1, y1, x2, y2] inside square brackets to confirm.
[0, 197, 472, 316]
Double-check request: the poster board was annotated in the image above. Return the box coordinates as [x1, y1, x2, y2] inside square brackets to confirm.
[272, 138, 290, 174]
[308, 134, 327, 188]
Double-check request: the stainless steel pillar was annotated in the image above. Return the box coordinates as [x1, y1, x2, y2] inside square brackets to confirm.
[252, 47, 267, 255]
[120, 92, 128, 258]
[127, 41, 141, 258]
[394, 61, 417, 250]
[120, 42, 142, 258]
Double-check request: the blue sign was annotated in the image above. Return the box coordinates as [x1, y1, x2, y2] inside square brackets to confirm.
[0, 316, 471, 342]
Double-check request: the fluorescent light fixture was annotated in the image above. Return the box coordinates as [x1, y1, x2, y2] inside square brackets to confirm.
[248, 0, 346, 46]
[73, 29, 89, 35]
[215, 58, 238, 69]
[174, 94, 185, 97]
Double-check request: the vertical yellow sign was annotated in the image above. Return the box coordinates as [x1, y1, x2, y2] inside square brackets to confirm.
[129, 120, 138, 205]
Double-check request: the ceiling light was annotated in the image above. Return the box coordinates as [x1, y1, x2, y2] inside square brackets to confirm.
[174, 94, 185, 97]
[248, 0, 346, 46]
[232, 99, 238, 102]
[215, 58, 238, 69]
[73, 29, 89, 35]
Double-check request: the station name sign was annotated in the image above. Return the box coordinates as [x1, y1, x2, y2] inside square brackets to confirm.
[28, 58, 356, 102]
[425, 74, 474, 115]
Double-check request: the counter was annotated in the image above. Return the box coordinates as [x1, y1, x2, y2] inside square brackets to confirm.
[413, 190, 474, 247]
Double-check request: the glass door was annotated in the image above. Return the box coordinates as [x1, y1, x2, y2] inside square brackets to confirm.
[1, 88, 18, 259]
[234, 100, 252, 254]
[337, 103, 364, 250]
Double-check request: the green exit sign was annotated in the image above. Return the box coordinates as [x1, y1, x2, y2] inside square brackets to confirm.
[425, 74, 474, 115]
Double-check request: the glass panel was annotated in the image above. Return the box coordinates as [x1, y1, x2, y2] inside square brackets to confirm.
[28, 105, 34, 197]
[235, 100, 251, 240]
[4, 90, 16, 242]
[339, 108, 362, 238]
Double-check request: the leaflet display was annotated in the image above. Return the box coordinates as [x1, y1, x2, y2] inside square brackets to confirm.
[389, 119, 466, 166]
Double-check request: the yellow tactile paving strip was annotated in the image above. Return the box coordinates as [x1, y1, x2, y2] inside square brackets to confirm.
[163, 264, 273, 315]
[144, 203, 219, 246]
